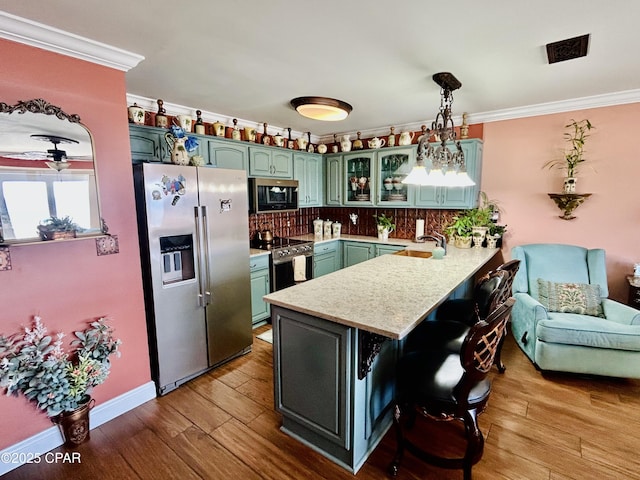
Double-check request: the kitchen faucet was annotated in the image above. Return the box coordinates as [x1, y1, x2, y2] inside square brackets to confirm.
[416, 232, 447, 255]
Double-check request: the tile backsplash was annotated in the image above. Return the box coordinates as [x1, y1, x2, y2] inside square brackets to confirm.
[249, 207, 458, 241]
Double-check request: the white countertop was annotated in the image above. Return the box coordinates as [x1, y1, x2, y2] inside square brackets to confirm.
[264, 245, 499, 339]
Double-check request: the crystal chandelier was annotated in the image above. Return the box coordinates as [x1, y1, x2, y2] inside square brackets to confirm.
[402, 72, 475, 187]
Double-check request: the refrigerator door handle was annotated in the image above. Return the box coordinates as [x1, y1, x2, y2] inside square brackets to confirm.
[194, 206, 207, 307]
[200, 205, 212, 305]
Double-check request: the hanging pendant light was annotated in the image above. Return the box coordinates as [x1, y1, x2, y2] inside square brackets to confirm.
[402, 73, 475, 187]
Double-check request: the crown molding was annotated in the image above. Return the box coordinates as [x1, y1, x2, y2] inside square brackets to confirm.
[0, 11, 144, 72]
[471, 89, 640, 124]
[126, 93, 319, 143]
[318, 89, 640, 143]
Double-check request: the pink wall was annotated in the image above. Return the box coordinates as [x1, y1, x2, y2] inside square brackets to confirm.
[0, 39, 150, 448]
[482, 103, 640, 301]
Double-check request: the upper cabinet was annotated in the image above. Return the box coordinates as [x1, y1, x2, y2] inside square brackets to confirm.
[248, 146, 293, 178]
[207, 139, 248, 170]
[293, 152, 323, 207]
[414, 139, 483, 209]
[344, 151, 375, 206]
[376, 147, 413, 206]
[129, 124, 170, 163]
[0, 99, 105, 244]
[325, 154, 343, 206]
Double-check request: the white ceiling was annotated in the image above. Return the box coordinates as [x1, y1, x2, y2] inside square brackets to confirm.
[2, 1, 640, 139]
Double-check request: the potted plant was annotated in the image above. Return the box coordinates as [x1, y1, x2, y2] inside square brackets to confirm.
[544, 119, 594, 193]
[374, 213, 395, 241]
[0, 315, 121, 446]
[37, 215, 82, 241]
[444, 212, 473, 248]
[487, 223, 507, 248]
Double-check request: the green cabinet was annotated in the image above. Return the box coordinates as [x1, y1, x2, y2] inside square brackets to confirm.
[344, 152, 375, 206]
[129, 125, 170, 163]
[414, 139, 483, 208]
[294, 152, 323, 207]
[342, 241, 374, 268]
[313, 240, 342, 277]
[375, 244, 405, 256]
[250, 254, 271, 326]
[207, 139, 248, 170]
[249, 146, 293, 178]
[376, 147, 413, 206]
[342, 240, 405, 268]
[325, 154, 343, 205]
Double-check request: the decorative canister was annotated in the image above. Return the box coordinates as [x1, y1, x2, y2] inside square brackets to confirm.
[243, 127, 257, 142]
[317, 143, 327, 154]
[128, 103, 145, 124]
[332, 222, 341, 238]
[212, 120, 226, 137]
[313, 218, 324, 237]
[323, 220, 333, 238]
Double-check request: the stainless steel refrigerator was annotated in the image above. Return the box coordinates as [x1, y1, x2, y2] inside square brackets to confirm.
[133, 163, 252, 395]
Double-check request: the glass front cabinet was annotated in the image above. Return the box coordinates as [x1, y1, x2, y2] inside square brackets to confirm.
[344, 152, 375, 205]
[343, 147, 414, 206]
[376, 147, 413, 206]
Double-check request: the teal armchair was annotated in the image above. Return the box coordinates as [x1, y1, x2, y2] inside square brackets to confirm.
[511, 244, 640, 378]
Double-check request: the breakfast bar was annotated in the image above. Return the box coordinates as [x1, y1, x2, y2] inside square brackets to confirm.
[263, 245, 499, 473]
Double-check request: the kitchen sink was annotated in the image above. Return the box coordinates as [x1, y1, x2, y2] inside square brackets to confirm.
[393, 249, 433, 258]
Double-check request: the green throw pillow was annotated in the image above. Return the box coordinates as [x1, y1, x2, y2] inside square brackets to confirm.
[537, 279, 605, 318]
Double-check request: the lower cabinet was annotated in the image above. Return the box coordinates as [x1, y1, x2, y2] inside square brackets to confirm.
[313, 240, 342, 277]
[342, 241, 405, 268]
[250, 255, 271, 326]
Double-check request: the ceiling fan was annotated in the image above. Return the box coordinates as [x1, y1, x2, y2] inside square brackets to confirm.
[30, 134, 79, 171]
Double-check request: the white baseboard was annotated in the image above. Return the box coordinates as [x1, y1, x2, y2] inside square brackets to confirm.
[0, 381, 156, 476]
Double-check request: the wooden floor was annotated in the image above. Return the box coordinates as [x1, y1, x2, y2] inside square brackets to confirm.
[5, 325, 640, 480]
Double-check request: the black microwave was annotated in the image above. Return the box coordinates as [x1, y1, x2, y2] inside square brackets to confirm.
[249, 178, 299, 213]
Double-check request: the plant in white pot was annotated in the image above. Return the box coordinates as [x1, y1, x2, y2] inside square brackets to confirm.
[544, 119, 594, 193]
[374, 213, 395, 241]
[0, 316, 121, 446]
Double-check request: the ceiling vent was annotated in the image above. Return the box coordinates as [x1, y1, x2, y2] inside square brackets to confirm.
[546, 34, 590, 64]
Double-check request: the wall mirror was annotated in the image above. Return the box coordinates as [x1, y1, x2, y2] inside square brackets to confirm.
[0, 99, 104, 244]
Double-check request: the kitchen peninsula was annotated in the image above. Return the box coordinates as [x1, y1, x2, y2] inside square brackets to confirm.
[263, 245, 499, 472]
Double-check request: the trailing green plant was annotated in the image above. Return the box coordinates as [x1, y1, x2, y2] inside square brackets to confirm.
[38, 216, 82, 232]
[373, 213, 395, 232]
[0, 316, 121, 417]
[544, 119, 594, 177]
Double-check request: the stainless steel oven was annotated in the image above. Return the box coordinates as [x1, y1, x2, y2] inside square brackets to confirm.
[251, 237, 314, 291]
[248, 178, 299, 214]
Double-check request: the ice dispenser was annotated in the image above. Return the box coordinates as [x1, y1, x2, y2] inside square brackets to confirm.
[160, 234, 195, 285]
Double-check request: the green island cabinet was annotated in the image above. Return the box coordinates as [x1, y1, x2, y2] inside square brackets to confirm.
[273, 307, 397, 473]
[342, 241, 404, 268]
[249, 146, 293, 178]
[313, 240, 342, 277]
[250, 254, 271, 326]
[294, 152, 323, 207]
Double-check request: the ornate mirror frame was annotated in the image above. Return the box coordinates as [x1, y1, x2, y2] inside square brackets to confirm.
[0, 98, 106, 245]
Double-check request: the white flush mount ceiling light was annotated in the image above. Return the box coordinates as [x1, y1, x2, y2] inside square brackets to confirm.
[402, 72, 475, 187]
[290, 97, 353, 121]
